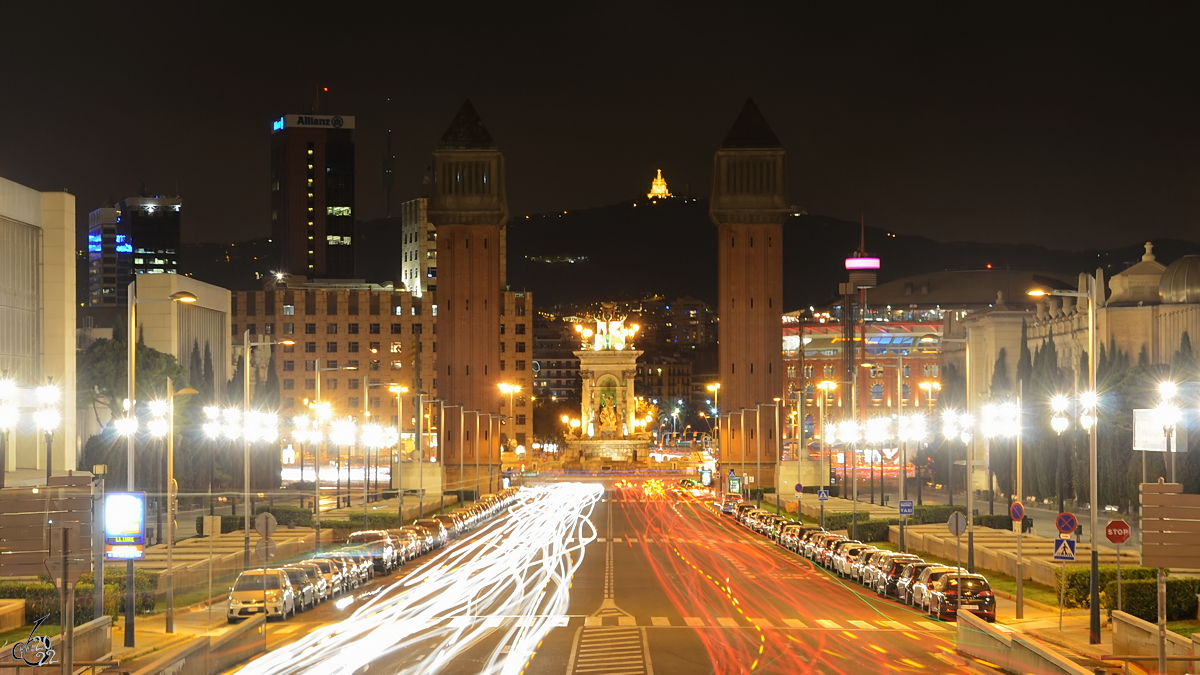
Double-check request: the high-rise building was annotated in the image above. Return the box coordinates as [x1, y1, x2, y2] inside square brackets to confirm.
[428, 100, 509, 496]
[270, 114, 356, 279]
[400, 198, 436, 297]
[711, 99, 789, 491]
[87, 195, 182, 306]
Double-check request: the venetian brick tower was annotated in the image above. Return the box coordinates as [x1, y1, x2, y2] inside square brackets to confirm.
[711, 99, 790, 495]
[428, 101, 506, 497]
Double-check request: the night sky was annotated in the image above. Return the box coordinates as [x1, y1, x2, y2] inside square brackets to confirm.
[3, 3, 1197, 250]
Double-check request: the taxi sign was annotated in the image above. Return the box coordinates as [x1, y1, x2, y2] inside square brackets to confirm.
[899, 500, 914, 516]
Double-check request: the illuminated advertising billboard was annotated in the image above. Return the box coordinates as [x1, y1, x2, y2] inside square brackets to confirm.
[104, 492, 146, 560]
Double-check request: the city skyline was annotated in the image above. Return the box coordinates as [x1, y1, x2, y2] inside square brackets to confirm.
[3, 4, 1197, 252]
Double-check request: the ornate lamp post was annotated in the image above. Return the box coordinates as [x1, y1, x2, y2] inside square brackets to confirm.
[34, 382, 61, 486]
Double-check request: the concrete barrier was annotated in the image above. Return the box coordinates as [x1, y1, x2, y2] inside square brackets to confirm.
[130, 635, 212, 675]
[0, 599, 24, 632]
[1111, 610, 1196, 675]
[0, 616, 112, 674]
[956, 609, 1093, 675]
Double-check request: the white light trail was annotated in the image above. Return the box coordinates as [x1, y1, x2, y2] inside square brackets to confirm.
[240, 482, 602, 675]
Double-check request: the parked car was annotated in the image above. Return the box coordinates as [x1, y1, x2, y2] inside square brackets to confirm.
[810, 534, 847, 565]
[387, 529, 421, 562]
[227, 568, 295, 623]
[347, 530, 398, 573]
[282, 566, 317, 611]
[832, 544, 873, 578]
[825, 540, 862, 572]
[910, 566, 962, 612]
[874, 554, 923, 597]
[414, 519, 449, 548]
[720, 495, 744, 514]
[301, 557, 344, 597]
[287, 562, 329, 603]
[401, 525, 436, 554]
[433, 514, 461, 540]
[927, 573, 996, 622]
[858, 551, 893, 588]
[895, 563, 936, 605]
[848, 548, 881, 584]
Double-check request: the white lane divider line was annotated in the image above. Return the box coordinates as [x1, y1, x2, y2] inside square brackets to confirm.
[782, 619, 807, 629]
[650, 616, 671, 626]
[816, 619, 842, 629]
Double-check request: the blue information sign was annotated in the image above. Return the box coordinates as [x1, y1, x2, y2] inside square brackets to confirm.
[104, 492, 146, 560]
[899, 500, 914, 515]
[817, 490, 830, 501]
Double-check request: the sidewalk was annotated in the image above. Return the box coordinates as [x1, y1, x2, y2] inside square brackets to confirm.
[109, 597, 233, 666]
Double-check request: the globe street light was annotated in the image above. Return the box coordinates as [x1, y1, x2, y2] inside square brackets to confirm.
[35, 381, 60, 486]
[149, 379, 198, 634]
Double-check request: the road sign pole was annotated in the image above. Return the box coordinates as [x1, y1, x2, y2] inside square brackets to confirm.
[1060, 560, 1065, 630]
[1016, 516, 1024, 619]
[1116, 545, 1122, 612]
[62, 527, 74, 675]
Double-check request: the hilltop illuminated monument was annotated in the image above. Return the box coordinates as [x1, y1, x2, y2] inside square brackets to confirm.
[562, 303, 654, 468]
[647, 169, 671, 200]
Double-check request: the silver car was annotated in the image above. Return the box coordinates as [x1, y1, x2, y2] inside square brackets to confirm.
[282, 566, 316, 611]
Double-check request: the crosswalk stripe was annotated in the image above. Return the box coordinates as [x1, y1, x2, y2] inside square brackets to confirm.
[782, 619, 807, 629]
[717, 617, 738, 627]
[684, 617, 704, 627]
[880, 620, 907, 630]
[617, 616, 636, 626]
[816, 619, 841, 629]
[914, 620, 947, 631]
[849, 620, 873, 629]
[584, 616, 602, 627]
[627, 537, 639, 544]
[749, 618, 773, 628]
[650, 616, 671, 626]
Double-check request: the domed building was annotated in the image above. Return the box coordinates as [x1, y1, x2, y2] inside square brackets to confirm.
[1159, 254, 1200, 304]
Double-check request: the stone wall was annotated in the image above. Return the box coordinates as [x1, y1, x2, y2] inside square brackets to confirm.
[1111, 610, 1196, 675]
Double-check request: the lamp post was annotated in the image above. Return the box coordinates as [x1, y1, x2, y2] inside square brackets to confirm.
[0, 376, 16, 490]
[120, 284, 197, 646]
[707, 383, 720, 416]
[34, 381, 60, 486]
[242, 330, 291, 566]
[1156, 382, 1180, 482]
[1030, 275, 1101, 644]
[917, 381, 940, 505]
[816, 381, 836, 527]
[151, 378, 198, 634]
[499, 383, 520, 448]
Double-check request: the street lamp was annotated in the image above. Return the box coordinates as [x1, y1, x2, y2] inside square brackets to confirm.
[1156, 384, 1181, 481]
[389, 385, 409, 515]
[148, 379, 197, 634]
[0, 377, 17, 490]
[1030, 275, 1102, 643]
[498, 383, 520, 448]
[35, 381, 60, 486]
[706, 383, 720, 415]
[239, 330, 292, 566]
[119, 285, 196, 647]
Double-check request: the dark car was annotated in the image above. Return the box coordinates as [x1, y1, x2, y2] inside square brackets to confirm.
[928, 573, 996, 622]
[874, 554, 923, 597]
[414, 518, 449, 548]
[346, 530, 398, 574]
[895, 563, 936, 605]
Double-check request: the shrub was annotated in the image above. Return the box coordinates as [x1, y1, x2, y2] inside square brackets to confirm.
[910, 504, 965, 525]
[1102, 577, 1200, 622]
[0, 577, 153, 625]
[823, 511, 871, 532]
[254, 505, 313, 527]
[344, 512, 403, 529]
[974, 514, 1015, 530]
[1054, 564, 1159, 608]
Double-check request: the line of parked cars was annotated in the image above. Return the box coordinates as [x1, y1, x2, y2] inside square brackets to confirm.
[724, 502, 996, 623]
[227, 488, 522, 623]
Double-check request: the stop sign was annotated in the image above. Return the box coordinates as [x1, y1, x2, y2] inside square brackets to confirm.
[1106, 520, 1132, 545]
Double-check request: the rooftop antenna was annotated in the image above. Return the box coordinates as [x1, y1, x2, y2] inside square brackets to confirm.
[314, 85, 328, 114]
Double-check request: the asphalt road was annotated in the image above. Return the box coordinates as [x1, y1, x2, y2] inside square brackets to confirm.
[528, 480, 975, 675]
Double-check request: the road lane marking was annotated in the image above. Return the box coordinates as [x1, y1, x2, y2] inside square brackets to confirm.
[782, 619, 807, 629]
[650, 616, 671, 626]
[849, 620, 874, 629]
[816, 619, 841, 629]
[717, 617, 738, 627]
[880, 620, 907, 630]
[618, 616, 636, 626]
[627, 537, 638, 544]
[569, 627, 649, 675]
[684, 617, 704, 627]
[274, 624, 301, 634]
[915, 620, 948, 631]
[749, 618, 773, 628]
[584, 616, 602, 627]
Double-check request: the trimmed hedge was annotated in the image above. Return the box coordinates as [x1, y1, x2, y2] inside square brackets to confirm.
[255, 505, 313, 527]
[195, 514, 246, 534]
[343, 512, 404, 530]
[1102, 577, 1200, 622]
[799, 485, 840, 497]
[1053, 564, 1159, 609]
[855, 519, 899, 542]
[823, 511, 871, 532]
[910, 504, 965, 525]
[0, 570, 157, 625]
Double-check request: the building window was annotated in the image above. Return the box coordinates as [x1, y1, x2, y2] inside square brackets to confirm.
[283, 323, 295, 334]
[305, 342, 317, 353]
[369, 323, 381, 334]
[283, 379, 294, 390]
[515, 324, 526, 334]
[871, 382, 884, 400]
[327, 379, 338, 390]
[500, 360, 506, 371]
[516, 414, 526, 425]
[349, 342, 359, 352]
[283, 305, 295, 316]
[370, 397, 380, 408]
[305, 323, 317, 334]
[390, 341, 402, 353]
[305, 379, 316, 389]
[516, 360, 526, 372]
[327, 342, 338, 353]
[500, 342, 506, 353]
[392, 324, 402, 334]
[326, 360, 338, 368]
[500, 324, 506, 335]
[348, 323, 359, 334]
[283, 360, 295, 371]
[264, 323, 275, 334]
[515, 342, 526, 353]
[349, 379, 359, 389]
[327, 323, 338, 334]
[371, 360, 381, 371]
[391, 360, 402, 370]
[369, 341, 380, 352]
[349, 397, 359, 408]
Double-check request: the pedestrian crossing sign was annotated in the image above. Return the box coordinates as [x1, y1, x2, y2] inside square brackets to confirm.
[1053, 538, 1076, 561]
[817, 490, 830, 501]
